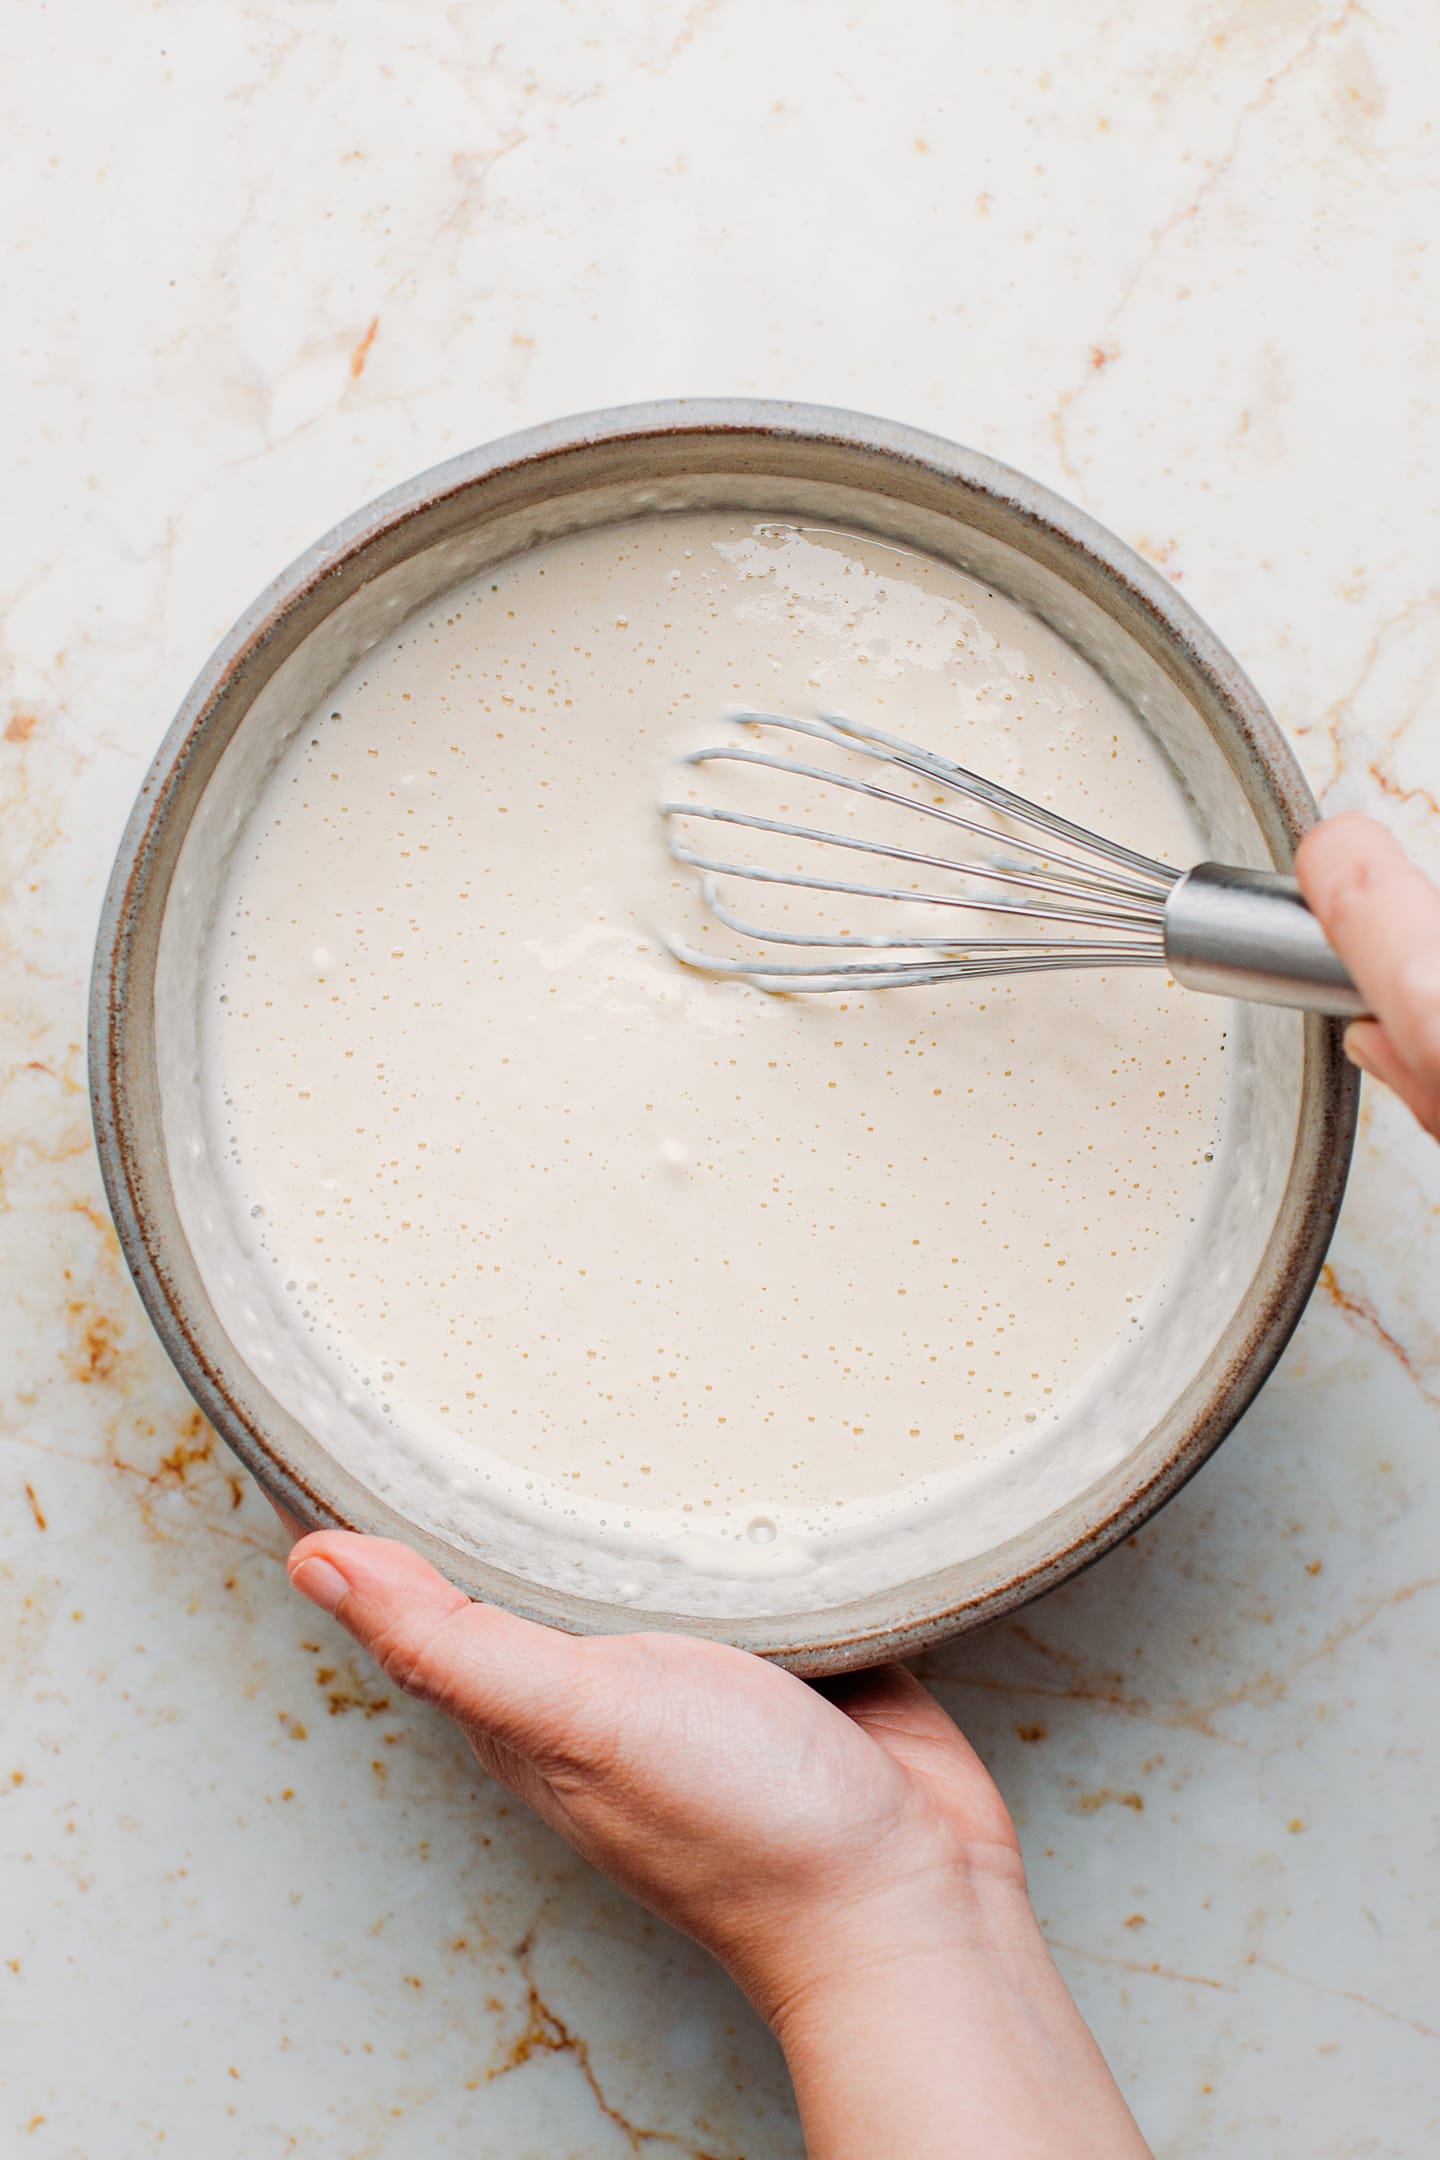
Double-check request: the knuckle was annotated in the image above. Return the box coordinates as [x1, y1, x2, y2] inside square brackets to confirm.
[541, 1725, 620, 1791]
[528, 1648, 628, 1786]
[1297, 817, 1365, 901]
[370, 1602, 470, 1708]
[1318, 854, 1375, 932]
[532, 1699, 621, 1787]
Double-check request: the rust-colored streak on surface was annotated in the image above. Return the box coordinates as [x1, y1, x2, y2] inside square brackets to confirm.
[155, 1422, 214, 1485]
[70, 1195, 120, 1250]
[23, 1483, 47, 1531]
[928, 1568, 1440, 1750]
[4, 710, 38, 743]
[1365, 757, 1440, 819]
[1051, 0, 1367, 477]
[1318, 1263, 1439, 1405]
[1296, 586, 1440, 799]
[1247, 1954, 1440, 2041]
[89, 1352, 280, 1557]
[488, 1934, 729, 2158]
[70, 1303, 121, 1387]
[1048, 1936, 1235, 1994]
[638, 0, 722, 75]
[349, 316, 379, 379]
[917, 1626, 1253, 1748]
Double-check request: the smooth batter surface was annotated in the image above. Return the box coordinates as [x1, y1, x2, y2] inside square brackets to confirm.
[206, 514, 1226, 1577]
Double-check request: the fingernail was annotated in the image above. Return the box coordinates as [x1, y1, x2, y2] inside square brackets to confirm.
[1343, 1025, 1374, 1075]
[290, 1554, 350, 1615]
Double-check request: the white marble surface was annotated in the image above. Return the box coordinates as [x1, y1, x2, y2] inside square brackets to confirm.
[4, 2, 1439, 2152]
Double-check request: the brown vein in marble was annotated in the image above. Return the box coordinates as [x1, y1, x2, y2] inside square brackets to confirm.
[0, 1019, 283, 1560]
[1047, 1936, 1234, 1994]
[426, 137, 529, 268]
[0, 688, 287, 1575]
[924, 1621, 1247, 1749]
[0, 714, 273, 1567]
[1053, 1941, 1439, 2040]
[1247, 1955, 1440, 2043]
[924, 1570, 1440, 1745]
[100, 1414, 277, 1556]
[1317, 1262, 1440, 1406]
[922, 1673, 1245, 1752]
[1296, 597, 1402, 781]
[487, 1932, 729, 2158]
[1294, 588, 1440, 807]
[639, 0, 723, 75]
[349, 316, 380, 380]
[300, 137, 527, 427]
[221, 21, 305, 109]
[0, 708, 90, 993]
[158, 125, 530, 459]
[1367, 760, 1440, 820]
[1051, 0, 1367, 478]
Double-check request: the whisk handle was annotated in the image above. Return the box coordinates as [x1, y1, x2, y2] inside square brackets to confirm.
[1163, 862, 1367, 1017]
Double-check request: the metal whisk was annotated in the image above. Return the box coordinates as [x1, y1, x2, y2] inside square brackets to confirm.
[660, 711, 1364, 1016]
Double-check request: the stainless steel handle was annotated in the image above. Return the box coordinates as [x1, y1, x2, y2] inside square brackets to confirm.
[1163, 862, 1367, 1017]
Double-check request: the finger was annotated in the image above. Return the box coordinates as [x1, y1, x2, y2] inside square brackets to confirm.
[817, 1665, 983, 1775]
[1296, 815, 1440, 1086]
[1346, 1019, 1440, 1140]
[265, 1491, 309, 1541]
[816, 1662, 962, 1742]
[287, 1531, 594, 1764]
[816, 1666, 1020, 1853]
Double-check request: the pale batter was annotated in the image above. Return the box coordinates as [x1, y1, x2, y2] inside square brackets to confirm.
[203, 514, 1226, 1586]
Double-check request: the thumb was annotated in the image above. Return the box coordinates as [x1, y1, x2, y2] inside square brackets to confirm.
[1343, 1017, 1440, 1140]
[1296, 814, 1440, 1078]
[287, 1531, 592, 1763]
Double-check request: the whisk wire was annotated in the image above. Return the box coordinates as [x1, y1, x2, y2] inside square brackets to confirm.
[662, 935, 1167, 994]
[731, 711, 1179, 886]
[701, 881, 1158, 954]
[661, 711, 1179, 995]
[666, 804, 1168, 926]
[681, 742, 1174, 904]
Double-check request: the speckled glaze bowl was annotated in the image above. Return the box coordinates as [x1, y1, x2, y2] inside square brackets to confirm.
[89, 400, 1357, 1674]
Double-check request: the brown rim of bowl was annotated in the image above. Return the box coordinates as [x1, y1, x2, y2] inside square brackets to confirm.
[88, 398, 1358, 1675]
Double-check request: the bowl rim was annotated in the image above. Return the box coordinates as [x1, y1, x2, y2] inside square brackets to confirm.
[88, 397, 1358, 1672]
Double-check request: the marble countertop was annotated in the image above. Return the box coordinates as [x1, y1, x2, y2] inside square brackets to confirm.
[4, 3, 1438, 2152]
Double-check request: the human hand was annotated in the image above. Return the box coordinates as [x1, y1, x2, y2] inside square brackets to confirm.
[288, 1531, 1151, 2157]
[287, 1529, 1016, 2011]
[1296, 812, 1440, 1137]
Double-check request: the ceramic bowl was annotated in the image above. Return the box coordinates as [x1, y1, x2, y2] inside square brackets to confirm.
[89, 401, 1356, 1673]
